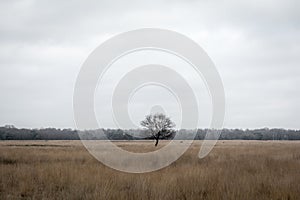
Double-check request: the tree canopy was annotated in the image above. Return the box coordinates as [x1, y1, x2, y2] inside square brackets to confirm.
[140, 113, 176, 146]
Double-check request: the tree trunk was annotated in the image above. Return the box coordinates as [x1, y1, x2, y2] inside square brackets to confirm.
[155, 138, 159, 146]
[154, 132, 161, 147]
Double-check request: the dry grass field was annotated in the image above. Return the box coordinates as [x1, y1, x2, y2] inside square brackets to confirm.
[1, 140, 300, 200]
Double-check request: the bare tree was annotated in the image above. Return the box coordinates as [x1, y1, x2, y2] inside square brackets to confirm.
[140, 113, 176, 146]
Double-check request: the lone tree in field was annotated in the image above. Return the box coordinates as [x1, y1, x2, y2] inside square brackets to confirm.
[140, 113, 176, 146]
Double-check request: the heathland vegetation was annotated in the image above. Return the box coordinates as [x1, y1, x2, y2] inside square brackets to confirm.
[1, 140, 300, 199]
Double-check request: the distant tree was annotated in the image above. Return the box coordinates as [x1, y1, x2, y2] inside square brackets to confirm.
[4, 125, 15, 129]
[140, 113, 175, 146]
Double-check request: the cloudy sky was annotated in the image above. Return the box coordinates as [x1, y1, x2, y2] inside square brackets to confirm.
[0, 0, 299, 129]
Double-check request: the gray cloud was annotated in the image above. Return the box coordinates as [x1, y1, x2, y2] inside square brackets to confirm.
[0, 0, 299, 129]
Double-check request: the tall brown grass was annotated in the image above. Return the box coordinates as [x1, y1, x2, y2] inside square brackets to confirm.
[1, 140, 300, 199]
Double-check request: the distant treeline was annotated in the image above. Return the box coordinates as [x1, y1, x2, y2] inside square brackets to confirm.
[1, 125, 300, 140]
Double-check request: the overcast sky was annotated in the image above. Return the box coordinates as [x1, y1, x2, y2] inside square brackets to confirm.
[0, 0, 299, 129]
